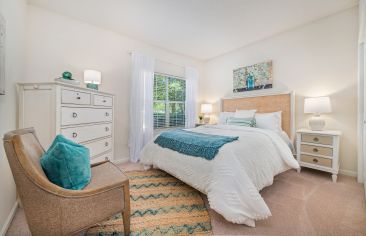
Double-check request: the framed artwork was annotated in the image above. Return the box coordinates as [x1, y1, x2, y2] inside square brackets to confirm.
[0, 14, 5, 95]
[233, 60, 273, 93]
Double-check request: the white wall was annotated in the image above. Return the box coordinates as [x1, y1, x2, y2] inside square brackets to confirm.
[26, 6, 359, 174]
[200, 8, 358, 175]
[0, 0, 26, 234]
[25, 5, 204, 162]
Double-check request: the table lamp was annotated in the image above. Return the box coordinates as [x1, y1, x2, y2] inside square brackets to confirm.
[201, 103, 212, 124]
[304, 96, 332, 131]
[84, 70, 101, 90]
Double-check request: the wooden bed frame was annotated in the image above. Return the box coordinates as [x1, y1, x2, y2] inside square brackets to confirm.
[221, 91, 295, 139]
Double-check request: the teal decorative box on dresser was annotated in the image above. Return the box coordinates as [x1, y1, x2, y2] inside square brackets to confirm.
[17, 82, 115, 164]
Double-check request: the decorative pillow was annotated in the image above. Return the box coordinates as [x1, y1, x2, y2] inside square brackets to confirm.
[255, 111, 282, 133]
[226, 117, 256, 127]
[40, 135, 91, 190]
[234, 109, 257, 119]
[218, 112, 235, 124]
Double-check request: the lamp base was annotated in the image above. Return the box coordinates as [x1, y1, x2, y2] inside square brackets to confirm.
[86, 83, 99, 90]
[203, 115, 210, 124]
[309, 115, 325, 131]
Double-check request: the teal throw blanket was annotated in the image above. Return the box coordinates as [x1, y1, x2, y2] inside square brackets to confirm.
[154, 129, 239, 160]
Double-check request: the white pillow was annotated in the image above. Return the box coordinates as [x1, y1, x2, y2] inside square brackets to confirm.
[255, 111, 282, 133]
[218, 112, 235, 124]
[234, 109, 257, 118]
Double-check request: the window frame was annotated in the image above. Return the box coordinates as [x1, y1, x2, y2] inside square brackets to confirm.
[153, 72, 186, 130]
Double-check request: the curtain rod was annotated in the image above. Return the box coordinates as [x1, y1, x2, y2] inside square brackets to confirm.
[127, 51, 186, 69]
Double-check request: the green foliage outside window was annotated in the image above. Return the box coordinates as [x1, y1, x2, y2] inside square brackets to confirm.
[153, 73, 186, 129]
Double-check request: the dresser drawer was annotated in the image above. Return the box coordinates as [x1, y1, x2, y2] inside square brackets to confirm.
[301, 134, 333, 145]
[61, 107, 112, 126]
[301, 144, 333, 157]
[61, 123, 112, 143]
[61, 89, 91, 105]
[84, 137, 112, 157]
[93, 94, 113, 107]
[91, 151, 112, 163]
[301, 154, 332, 167]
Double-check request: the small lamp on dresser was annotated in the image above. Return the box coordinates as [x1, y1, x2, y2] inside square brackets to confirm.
[304, 96, 332, 131]
[84, 69, 102, 90]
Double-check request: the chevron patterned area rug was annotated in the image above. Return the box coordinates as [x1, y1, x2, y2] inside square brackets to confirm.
[86, 169, 212, 236]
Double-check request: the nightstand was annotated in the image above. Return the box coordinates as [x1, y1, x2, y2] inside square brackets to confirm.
[296, 129, 341, 182]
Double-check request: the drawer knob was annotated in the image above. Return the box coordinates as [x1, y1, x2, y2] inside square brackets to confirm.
[105, 112, 109, 117]
[313, 148, 318, 153]
[105, 127, 109, 132]
[76, 96, 81, 100]
[72, 132, 77, 138]
[312, 158, 318, 163]
[103, 100, 106, 103]
[105, 142, 109, 147]
[313, 137, 319, 142]
[72, 112, 78, 118]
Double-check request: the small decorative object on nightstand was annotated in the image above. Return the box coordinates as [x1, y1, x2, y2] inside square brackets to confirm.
[296, 129, 341, 182]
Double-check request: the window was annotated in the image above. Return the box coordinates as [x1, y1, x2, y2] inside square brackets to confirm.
[153, 73, 186, 129]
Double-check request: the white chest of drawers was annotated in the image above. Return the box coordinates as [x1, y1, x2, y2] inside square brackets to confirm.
[296, 129, 341, 182]
[17, 82, 114, 163]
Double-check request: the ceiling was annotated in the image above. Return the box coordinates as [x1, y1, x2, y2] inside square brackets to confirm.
[27, 0, 358, 61]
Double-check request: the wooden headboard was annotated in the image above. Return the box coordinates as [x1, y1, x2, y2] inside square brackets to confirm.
[221, 91, 295, 139]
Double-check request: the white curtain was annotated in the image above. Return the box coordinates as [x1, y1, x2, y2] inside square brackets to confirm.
[185, 66, 198, 128]
[359, 0, 366, 44]
[129, 52, 155, 162]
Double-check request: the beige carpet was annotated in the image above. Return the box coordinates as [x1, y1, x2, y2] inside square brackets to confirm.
[6, 162, 366, 236]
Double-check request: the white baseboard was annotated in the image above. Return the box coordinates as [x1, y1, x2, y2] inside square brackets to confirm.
[112, 157, 129, 165]
[339, 169, 358, 177]
[0, 200, 18, 236]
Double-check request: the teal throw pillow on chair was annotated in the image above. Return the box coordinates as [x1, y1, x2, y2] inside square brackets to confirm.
[40, 135, 91, 190]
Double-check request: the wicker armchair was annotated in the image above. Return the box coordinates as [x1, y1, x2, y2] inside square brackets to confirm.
[3, 128, 130, 236]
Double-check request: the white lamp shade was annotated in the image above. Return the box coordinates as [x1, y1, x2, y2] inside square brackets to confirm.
[84, 70, 102, 84]
[201, 103, 213, 114]
[304, 96, 332, 114]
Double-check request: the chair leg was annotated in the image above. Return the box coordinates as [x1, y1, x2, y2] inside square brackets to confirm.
[122, 210, 130, 236]
[123, 183, 131, 236]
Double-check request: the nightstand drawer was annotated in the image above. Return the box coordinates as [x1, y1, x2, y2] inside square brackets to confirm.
[301, 154, 332, 167]
[301, 134, 333, 145]
[301, 144, 333, 157]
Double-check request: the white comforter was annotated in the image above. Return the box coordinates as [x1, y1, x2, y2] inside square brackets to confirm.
[139, 125, 299, 227]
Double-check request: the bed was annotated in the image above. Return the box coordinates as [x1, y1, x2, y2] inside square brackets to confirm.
[139, 92, 300, 227]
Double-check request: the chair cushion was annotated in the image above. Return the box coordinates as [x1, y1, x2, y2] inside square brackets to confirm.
[40, 135, 91, 190]
[85, 162, 127, 191]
